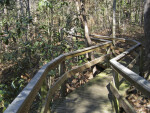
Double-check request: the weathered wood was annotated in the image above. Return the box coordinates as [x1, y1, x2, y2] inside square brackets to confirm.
[41, 54, 109, 113]
[90, 34, 140, 46]
[110, 83, 136, 113]
[110, 38, 150, 98]
[112, 42, 141, 61]
[110, 60, 150, 98]
[112, 69, 120, 89]
[139, 46, 144, 76]
[53, 68, 114, 113]
[4, 55, 65, 113]
[90, 34, 125, 41]
[127, 54, 139, 69]
[111, 46, 125, 53]
[4, 41, 111, 113]
[112, 69, 120, 113]
[60, 61, 66, 97]
[65, 41, 111, 59]
[5, 33, 147, 113]
[131, 51, 139, 57]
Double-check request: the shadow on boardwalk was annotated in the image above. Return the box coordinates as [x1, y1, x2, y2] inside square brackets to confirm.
[52, 68, 114, 113]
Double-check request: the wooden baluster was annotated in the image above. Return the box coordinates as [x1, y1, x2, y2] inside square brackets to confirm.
[139, 46, 144, 77]
[106, 46, 111, 68]
[59, 61, 66, 97]
[112, 69, 120, 113]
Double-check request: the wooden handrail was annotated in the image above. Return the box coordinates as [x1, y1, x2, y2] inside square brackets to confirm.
[110, 83, 136, 113]
[92, 34, 150, 98]
[92, 34, 150, 112]
[41, 54, 109, 113]
[109, 41, 150, 98]
[4, 38, 112, 113]
[4, 33, 150, 113]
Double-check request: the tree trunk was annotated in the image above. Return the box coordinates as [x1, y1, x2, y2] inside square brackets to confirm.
[4, 4, 8, 52]
[26, 0, 30, 42]
[144, 0, 150, 79]
[76, 0, 92, 47]
[17, 0, 20, 19]
[144, 0, 150, 57]
[76, 0, 96, 78]
[113, 0, 116, 38]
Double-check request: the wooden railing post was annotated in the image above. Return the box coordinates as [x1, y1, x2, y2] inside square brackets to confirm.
[139, 46, 144, 77]
[59, 61, 66, 97]
[113, 71, 119, 89]
[106, 45, 112, 68]
[112, 69, 120, 113]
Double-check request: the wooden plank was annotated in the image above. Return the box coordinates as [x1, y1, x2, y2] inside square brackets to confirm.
[110, 83, 136, 113]
[53, 68, 114, 113]
[41, 54, 109, 113]
[112, 70, 120, 89]
[112, 42, 141, 61]
[127, 54, 139, 69]
[112, 70, 120, 113]
[110, 60, 150, 98]
[65, 42, 111, 59]
[91, 37, 110, 42]
[63, 31, 137, 46]
[90, 34, 125, 41]
[110, 39, 150, 98]
[90, 34, 140, 46]
[139, 46, 144, 76]
[60, 61, 66, 97]
[110, 46, 125, 53]
[131, 51, 138, 57]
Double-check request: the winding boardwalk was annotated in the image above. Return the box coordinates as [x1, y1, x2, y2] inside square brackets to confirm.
[52, 68, 115, 113]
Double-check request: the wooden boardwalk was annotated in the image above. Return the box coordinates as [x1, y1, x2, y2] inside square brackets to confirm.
[52, 68, 115, 113]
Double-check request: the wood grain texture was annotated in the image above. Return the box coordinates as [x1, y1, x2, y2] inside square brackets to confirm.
[53, 68, 114, 113]
[110, 60, 150, 98]
[110, 83, 136, 113]
[41, 54, 109, 113]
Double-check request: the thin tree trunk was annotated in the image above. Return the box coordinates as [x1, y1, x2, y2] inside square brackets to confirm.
[76, 0, 92, 47]
[20, 0, 25, 16]
[26, 0, 30, 42]
[113, 0, 116, 38]
[140, 0, 144, 26]
[50, 7, 54, 43]
[76, 0, 96, 78]
[118, 0, 121, 33]
[4, 4, 8, 52]
[17, 0, 20, 19]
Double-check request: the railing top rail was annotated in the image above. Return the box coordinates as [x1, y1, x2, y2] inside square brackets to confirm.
[90, 34, 150, 98]
[5, 33, 150, 113]
[4, 37, 112, 113]
[107, 36, 150, 98]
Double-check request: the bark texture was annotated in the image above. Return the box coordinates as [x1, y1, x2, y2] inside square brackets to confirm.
[144, 0, 150, 56]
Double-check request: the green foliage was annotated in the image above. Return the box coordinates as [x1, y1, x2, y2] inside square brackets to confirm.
[0, 77, 27, 112]
[0, 0, 10, 6]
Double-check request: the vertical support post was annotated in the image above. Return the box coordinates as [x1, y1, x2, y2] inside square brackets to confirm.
[139, 46, 144, 77]
[110, 43, 116, 57]
[106, 46, 111, 68]
[112, 68, 120, 113]
[113, 70, 119, 89]
[59, 61, 66, 97]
